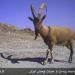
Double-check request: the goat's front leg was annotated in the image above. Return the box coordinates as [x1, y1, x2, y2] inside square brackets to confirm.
[41, 49, 49, 65]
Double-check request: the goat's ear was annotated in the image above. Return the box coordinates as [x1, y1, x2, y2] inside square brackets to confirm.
[28, 17, 34, 21]
[41, 15, 46, 22]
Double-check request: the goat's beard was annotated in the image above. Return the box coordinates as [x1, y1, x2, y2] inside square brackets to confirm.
[34, 29, 39, 40]
[34, 24, 42, 40]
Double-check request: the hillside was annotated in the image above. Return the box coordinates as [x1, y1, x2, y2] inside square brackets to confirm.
[0, 23, 18, 32]
[0, 23, 46, 49]
[0, 23, 35, 35]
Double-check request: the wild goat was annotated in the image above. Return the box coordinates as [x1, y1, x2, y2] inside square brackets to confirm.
[29, 3, 75, 65]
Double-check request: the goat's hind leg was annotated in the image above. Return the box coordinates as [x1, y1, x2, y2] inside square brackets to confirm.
[68, 41, 73, 63]
[41, 49, 49, 65]
[66, 41, 73, 63]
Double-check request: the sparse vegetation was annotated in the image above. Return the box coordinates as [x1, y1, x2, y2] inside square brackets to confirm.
[0, 23, 34, 35]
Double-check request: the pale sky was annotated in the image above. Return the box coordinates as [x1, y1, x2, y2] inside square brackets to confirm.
[0, 0, 75, 31]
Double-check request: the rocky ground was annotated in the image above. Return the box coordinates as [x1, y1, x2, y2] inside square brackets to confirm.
[0, 23, 75, 68]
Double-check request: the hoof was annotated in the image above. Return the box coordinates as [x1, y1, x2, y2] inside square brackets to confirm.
[41, 60, 48, 65]
[68, 60, 72, 63]
[50, 59, 54, 64]
[68, 58, 72, 63]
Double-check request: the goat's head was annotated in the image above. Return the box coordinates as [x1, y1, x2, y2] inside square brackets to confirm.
[29, 3, 47, 40]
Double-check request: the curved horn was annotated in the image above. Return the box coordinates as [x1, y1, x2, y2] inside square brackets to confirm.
[38, 3, 47, 19]
[30, 5, 36, 18]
